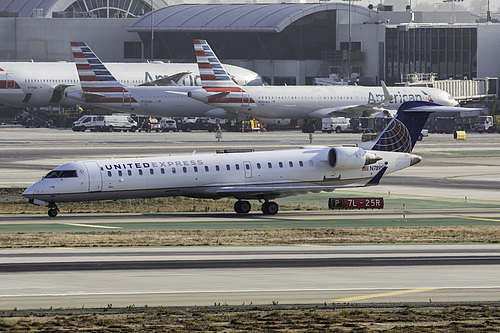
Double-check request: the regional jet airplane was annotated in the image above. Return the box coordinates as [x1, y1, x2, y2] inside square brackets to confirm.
[24, 100, 452, 217]
[67, 42, 234, 118]
[188, 39, 461, 132]
[0, 51, 261, 110]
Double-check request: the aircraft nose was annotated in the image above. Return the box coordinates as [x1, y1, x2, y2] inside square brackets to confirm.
[22, 180, 44, 198]
[410, 154, 422, 166]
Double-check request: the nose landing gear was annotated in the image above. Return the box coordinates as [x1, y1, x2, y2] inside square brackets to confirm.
[47, 202, 59, 217]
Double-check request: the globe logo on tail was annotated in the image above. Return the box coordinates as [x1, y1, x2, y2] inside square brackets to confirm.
[371, 119, 412, 153]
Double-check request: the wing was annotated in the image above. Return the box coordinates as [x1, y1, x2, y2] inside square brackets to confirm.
[139, 72, 193, 86]
[216, 167, 387, 199]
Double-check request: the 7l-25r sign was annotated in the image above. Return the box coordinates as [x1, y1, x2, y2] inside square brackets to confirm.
[328, 197, 384, 210]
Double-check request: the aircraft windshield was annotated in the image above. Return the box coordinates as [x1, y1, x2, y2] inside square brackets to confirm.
[44, 170, 78, 178]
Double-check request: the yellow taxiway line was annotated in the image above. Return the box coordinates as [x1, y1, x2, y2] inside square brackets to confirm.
[331, 288, 440, 302]
[63, 223, 121, 229]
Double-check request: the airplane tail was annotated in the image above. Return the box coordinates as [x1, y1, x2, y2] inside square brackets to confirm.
[70, 42, 136, 104]
[193, 39, 240, 91]
[358, 101, 439, 153]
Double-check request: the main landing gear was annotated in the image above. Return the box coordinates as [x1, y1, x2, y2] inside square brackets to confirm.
[47, 202, 59, 217]
[233, 200, 279, 215]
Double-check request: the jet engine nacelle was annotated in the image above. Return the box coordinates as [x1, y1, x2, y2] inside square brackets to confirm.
[327, 147, 381, 170]
[187, 89, 211, 103]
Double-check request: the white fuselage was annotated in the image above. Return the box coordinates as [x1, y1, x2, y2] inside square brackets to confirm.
[205, 85, 459, 119]
[77, 85, 233, 118]
[0, 62, 260, 109]
[23, 146, 413, 203]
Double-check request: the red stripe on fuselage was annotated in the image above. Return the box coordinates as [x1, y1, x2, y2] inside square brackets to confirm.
[72, 52, 86, 59]
[204, 87, 245, 92]
[207, 97, 255, 104]
[82, 87, 128, 93]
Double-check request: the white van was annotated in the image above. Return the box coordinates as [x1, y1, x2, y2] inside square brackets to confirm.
[72, 115, 138, 132]
[321, 117, 350, 133]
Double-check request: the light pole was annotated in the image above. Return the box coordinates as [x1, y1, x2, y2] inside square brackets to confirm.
[151, 0, 154, 61]
[343, 0, 361, 83]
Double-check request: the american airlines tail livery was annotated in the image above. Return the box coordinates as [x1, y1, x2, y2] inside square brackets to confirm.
[67, 42, 234, 118]
[188, 39, 461, 132]
[0, 48, 261, 110]
[24, 100, 455, 217]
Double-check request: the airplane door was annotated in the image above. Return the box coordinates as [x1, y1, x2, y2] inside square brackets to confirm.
[2, 73, 15, 89]
[122, 91, 132, 106]
[243, 161, 252, 178]
[83, 161, 102, 192]
[241, 93, 250, 106]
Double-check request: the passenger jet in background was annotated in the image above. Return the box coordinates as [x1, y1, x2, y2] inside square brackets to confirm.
[188, 39, 461, 132]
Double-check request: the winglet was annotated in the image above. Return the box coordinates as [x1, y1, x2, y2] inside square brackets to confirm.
[365, 166, 387, 186]
[381, 81, 393, 103]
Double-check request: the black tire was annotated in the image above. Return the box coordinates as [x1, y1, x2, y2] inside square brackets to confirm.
[335, 126, 342, 133]
[234, 201, 251, 214]
[108, 126, 114, 132]
[48, 208, 58, 217]
[130, 126, 137, 132]
[81, 126, 86, 132]
[417, 134, 423, 141]
[262, 202, 279, 215]
[184, 127, 192, 132]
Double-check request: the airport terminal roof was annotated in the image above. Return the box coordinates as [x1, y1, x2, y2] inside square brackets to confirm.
[0, 0, 58, 17]
[128, 3, 371, 34]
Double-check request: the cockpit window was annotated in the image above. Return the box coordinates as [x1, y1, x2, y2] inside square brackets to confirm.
[44, 170, 78, 178]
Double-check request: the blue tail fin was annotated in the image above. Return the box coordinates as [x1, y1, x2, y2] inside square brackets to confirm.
[359, 101, 439, 153]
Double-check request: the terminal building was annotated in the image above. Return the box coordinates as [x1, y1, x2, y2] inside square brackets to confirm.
[0, 0, 499, 93]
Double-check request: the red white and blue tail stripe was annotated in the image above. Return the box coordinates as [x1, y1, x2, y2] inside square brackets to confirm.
[193, 39, 243, 93]
[71, 42, 137, 104]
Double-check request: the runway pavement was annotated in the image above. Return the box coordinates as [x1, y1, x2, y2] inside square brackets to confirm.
[1, 126, 500, 309]
[0, 244, 499, 309]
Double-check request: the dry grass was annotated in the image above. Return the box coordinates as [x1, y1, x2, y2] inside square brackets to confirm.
[0, 226, 499, 248]
[1, 304, 499, 332]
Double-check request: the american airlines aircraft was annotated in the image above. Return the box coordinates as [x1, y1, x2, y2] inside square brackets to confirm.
[24, 100, 449, 217]
[188, 39, 461, 132]
[0, 53, 261, 110]
[67, 42, 235, 118]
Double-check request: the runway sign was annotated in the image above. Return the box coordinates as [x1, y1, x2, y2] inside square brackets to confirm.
[329, 197, 384, 209]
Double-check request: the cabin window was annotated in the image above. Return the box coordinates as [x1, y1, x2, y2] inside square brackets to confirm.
[245, 164, 250, 170]
[257, 163, 261, 169]
[128, 170, 132, 176]
[150, 169, 154, 175]
[268, 162, 272, 169]
[183, 167, 187, 173]
[309, 160, 314, 167]
[215, 165, 220, 171]
[235, 164, 240, 170]
[161, 168, 165, 174]
[194, 166, 198, 172]
[172, 167, 176, 174]
[205, 166, 209, 172]
[299, 161, 304, 167]
[107, 171, 112, 177]
[279, 162, 283, 168]
[138, 169, 143, 176]
[226, 165, 230, 171]
[118, 170, 122, 177]
[289, 161, 293, 167]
